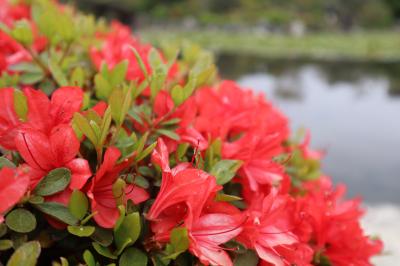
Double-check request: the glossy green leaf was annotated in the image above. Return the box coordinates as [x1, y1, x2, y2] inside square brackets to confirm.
[73, 112, 98, 146]
[234, 250, 259, 266]
[210, 160, 242, 185]
[6, 241, 41, 266]
[119, 247, 148, 266]
[67, 225, 95, 237]
[13, 89, 28, 121]
[0, 157, 16, 169]
[5, 209, 36, 233]
[136, 141, 158, 162]
[0, 239, 13, 251]
[109, 60, 128, 86]
[165, 227, 189, 259]
[11, 20, 33, 45]
[83, 250, 96, 266]
[91, 227, 113, 247]
[70, 67, 85, 87]
[114, 212, 141, 253]
[34, 202, 78, 225]
[112, 178, 126, 206]
[215, 193, 242, 202]
[48, 59, 68, 86]
[92, 242, 117, 259]
[94, 74, 112, 100]
[68, 190, 89, 220]
[156, 129, 180, 141]
[34, 168, 71, 196]
[130, 47, 148, 79]
[19, 72, 44, 85]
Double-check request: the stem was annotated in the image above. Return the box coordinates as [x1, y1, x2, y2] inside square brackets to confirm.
[58, 41, 72, 65]
[23, 45, 50, 76]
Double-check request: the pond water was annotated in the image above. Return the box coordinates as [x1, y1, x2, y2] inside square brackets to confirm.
[217, 54, 400, 204]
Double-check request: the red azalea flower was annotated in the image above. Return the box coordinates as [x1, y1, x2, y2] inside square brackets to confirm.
[298, 176, 383, 265]
[236, 190, 309, 266]
[23, 86, 83, 133]
[223, 131, 288, 193]
[15, 124, 91, 190]
[87, 147, 149, 228]
[0, 88, 21, 150]
[90, 22, 178, 83]
[147, 139, 220, 228]
[0, 167, 30, 223]
[188, 213, 243, 266]
[152, 91, 208, 151]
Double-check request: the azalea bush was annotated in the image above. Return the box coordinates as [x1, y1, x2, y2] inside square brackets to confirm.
[0, 1, 383, 266]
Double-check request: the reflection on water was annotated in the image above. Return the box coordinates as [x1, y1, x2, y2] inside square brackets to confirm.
[217, 54, 400, 204]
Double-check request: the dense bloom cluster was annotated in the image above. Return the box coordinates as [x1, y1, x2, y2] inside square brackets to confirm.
[0, 0, 382, 265]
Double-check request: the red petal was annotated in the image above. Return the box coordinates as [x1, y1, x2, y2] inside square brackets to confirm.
[125, 185, 149, 204]
[50, 86, 83, 125]
[0, 167, 29, 214]
[151, 138, 170, 172]
[66, 158, 91, 190]
[15, 128, 54, 170]
[95, 147, 121, 183]
[91, 198, 119, 228]
[23, 88, 51, 132]
[50, 124, 80, 166]
[0, 88, 20, 150]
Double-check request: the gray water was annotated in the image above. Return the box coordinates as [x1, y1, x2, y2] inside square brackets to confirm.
[217, 55, 400, 204]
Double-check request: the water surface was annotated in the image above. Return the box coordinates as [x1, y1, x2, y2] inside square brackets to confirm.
[217, 55, 400, 204]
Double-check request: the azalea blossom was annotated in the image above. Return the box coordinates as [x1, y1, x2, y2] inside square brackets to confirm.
[87, 147, 149, 228]
[0, 167, 30, 223]
[237, 189, 312, 266]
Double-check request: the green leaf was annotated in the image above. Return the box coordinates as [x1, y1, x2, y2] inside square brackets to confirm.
[34, 168, 71, 196]
[94, 74, 112, 100]
[132, 175, 150, 189]
[129, 47, 148, 79]
[234, 250, 259, 266]
[73, 112, 98, 146]
[164, 227, 189, 259]
[9, 62, 42, 73]
[34, 202, 78, 225]
[11, 20, 33, 45]
[0, 157, 16, 169]
[6, 241, 41, 266]
[91, 227, 113, 247]
[70, 67, 85, 87]
[99, 107, 112, 146]
[0, 223, 7, 237]
[215, 193, 242, 202]
[48, 59, 68, 86]
[0, 240, 13, 251]
[83, 250, 96, 266]
[92, 242, 117, 259]
[210, 160, 242, 185]
[109, 60, 128, 86]
[67, 225, 95, 237]
[156, 129, 180, 141]
[19, 72, 44, 85]
[28, 195, 44, 204]
[14, 90, 28, 121]
[68, 190, 89, 220]
[160, 118, 181, 126]
[119, 247, 148, 266]
[112, 178, 126, 207]
[136, 141, 157, 162]
[5, 209, 36, 233]
[114, 212, 141, 254]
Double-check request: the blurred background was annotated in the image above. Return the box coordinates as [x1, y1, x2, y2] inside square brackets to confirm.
[70, 1, 400, 264]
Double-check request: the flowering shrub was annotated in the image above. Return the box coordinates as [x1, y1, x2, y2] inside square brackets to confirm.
[0, 1, 383, 265]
